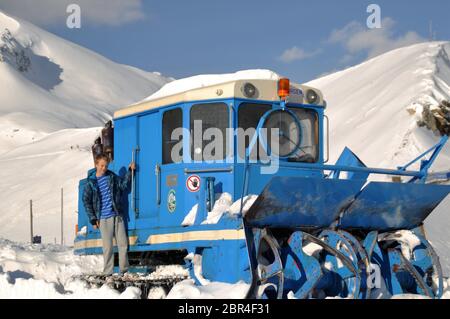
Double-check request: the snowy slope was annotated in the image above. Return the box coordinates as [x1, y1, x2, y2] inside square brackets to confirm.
[0, 10, 172, 153]
[307, 41, 450, 170]
[0, 10, 171, 244]
[0, 128, 100, 244]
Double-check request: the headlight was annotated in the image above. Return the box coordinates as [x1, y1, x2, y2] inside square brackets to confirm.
[306, 89, 319, 104]
[242, 82, 257, 98]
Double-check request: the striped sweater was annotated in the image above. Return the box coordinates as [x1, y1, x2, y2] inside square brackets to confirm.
[96, 175, 116, 219]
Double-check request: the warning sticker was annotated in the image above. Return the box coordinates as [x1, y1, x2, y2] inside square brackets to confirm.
[167, 189, 176, 213]
[186, 175, 201, 192]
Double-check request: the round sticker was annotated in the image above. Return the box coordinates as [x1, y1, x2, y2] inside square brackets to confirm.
[167, 189, 176, 213]
[186, 175, 201, 192]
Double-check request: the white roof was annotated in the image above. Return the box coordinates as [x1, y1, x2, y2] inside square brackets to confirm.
[114, 69, 324, 118]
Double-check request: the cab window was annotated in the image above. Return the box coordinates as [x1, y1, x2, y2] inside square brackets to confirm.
[162, 108, 183, 164]
[287, 107, 319, 163]
[238, 103, 272, 160]
[190, 103, 229, 161]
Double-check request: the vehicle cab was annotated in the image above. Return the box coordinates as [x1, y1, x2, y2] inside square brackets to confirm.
[111, 78, 327, 230]
[74, 77, 327, 265]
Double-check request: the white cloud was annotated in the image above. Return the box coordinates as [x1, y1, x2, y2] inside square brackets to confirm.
[328, 21, 362, 44]
[0, 0, 146, 27]
[328, 17, 424, 62]
[278, 46, 322, 63]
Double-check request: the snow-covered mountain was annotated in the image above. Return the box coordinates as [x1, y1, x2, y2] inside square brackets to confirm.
[0, 10, 172, 152]
[0, 10, 171, 244]
[307, 41, 450, 171]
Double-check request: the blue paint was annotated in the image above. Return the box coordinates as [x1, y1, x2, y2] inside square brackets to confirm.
[340, 182, 450, 230]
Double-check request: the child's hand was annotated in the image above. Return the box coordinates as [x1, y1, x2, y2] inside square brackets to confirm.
[129, 162, 136, 171]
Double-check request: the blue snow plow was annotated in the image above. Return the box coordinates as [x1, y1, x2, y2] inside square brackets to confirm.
[74, 77, 450, 299]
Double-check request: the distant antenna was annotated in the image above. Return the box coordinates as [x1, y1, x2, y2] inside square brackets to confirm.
[429, 21, 432, 41]
[429, 20, 435, 41]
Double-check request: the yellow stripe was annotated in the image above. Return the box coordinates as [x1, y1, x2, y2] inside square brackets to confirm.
[74, 236, 138, 250]
[74, 229, 246, 250]
[146, 229, 246, 244]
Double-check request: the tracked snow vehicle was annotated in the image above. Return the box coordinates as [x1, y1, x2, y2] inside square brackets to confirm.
[75, 77, 450, 299]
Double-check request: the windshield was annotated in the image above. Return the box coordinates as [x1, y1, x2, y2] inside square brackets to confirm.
[286, 107, 319, 163]
[237, 103, 319, 162]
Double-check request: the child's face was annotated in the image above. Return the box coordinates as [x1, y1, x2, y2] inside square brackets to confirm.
[95, 159, 108, 176]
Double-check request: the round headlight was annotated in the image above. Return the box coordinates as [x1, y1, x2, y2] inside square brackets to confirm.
[306, 89, 319, 104]
[242, 82, 257, 98]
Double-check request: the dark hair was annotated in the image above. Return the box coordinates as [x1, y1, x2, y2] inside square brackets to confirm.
[95, 154, 109, 164]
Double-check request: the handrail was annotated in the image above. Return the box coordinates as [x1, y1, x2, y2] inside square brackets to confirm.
[273, 162, 423, 178]
[131, 147, 139, 217]
[324, 114, 330, 163]
[155, 164, 161, 206]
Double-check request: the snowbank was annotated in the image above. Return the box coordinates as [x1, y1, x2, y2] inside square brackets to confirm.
[0, 238, 142, 298]
[182, 193, 258, 226]
[0, 238, 251, 299]
[167, 279, 250, 299]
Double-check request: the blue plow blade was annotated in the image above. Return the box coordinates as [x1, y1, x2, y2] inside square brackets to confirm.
[245, 177, 366, 228]
[340, 182, 450, 231]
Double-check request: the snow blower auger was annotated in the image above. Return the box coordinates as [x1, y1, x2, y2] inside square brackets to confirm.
[74, 77, 450, 299]
[244, 169, 449, 299]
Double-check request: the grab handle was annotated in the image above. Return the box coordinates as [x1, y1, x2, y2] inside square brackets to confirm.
[132, 147, 139, 217]
[324, 115, 330, 163]
[155, 164, 161, 206]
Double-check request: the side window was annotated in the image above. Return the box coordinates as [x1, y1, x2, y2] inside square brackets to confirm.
[162, 108, 183, 164]
[190, 103, 229, 161]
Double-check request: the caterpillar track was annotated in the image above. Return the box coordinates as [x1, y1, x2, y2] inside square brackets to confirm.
[76, 266, 189, 299]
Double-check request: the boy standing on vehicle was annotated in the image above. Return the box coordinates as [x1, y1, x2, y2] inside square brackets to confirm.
[83, 154, 135, 275]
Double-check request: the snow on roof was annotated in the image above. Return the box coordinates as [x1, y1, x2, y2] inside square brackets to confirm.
[114, 69, 325, 118]
[143, 69, 281, 102]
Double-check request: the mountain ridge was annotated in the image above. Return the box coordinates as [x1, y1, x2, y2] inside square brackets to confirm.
[0, 10, 171, 152]
[307, 41, 450, 171]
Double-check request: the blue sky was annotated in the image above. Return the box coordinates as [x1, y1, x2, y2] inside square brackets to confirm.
[1, 0, 450, 83]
